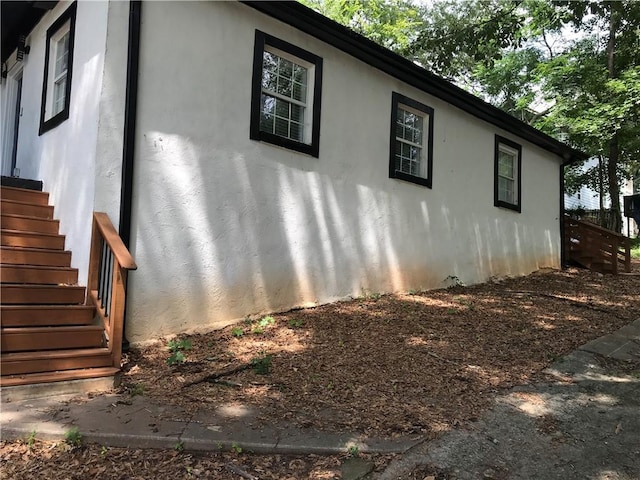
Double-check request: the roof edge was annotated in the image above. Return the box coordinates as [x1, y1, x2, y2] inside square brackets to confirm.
[242, 0, 588, 163]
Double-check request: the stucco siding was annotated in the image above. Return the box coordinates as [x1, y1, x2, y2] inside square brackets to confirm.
[127, 1, 562, 342]
[6, 0, 110, 287]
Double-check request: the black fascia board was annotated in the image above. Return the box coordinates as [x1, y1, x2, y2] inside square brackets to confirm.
[1, 1, 56, 64]
[241, 1, 588, 164]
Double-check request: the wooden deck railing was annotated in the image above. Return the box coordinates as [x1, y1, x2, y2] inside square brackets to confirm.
[564, 215, 631, 274]
[87, 212, 137, 368]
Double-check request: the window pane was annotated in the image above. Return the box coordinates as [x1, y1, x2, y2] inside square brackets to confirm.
[276, 77, 292, 97]
[397, 107, 424, 147]
[292, 82, 306, 102]
[290, 122, 303, 142]
[498, 177, 514, 203]
[260, 111, 274, 133]
[275, 98, 289, 118]
[53, 78, 66, 115]
[55, 32, 69, 77]
[291, 104, 304, 123]
[261, 94, 276, 116]
[498, 152, 515, 178]
[260, 49, 311, 143]
[274, 117, 289, 137]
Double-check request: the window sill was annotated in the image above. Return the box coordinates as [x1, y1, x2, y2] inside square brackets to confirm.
[390, 171, 432, 188]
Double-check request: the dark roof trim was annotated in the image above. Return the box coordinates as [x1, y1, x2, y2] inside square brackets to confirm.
[242, 1, 588, 163]
[1, 1, 57, 64]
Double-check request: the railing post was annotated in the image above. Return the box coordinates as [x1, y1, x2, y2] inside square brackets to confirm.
[109, 262, 127, 369]
[87, 214, 101, 304]
[87, 212, 137, 370]
[611, 237, 618, 275]
[624, 237, 631, 273]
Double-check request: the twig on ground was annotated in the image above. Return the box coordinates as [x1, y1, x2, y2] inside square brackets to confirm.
[213, 379, 243, 388]
[424, 350, 460, 365]
[504, 290, 630, 319]
[225, 463, 259, 480]
[182, 364, 252, 388]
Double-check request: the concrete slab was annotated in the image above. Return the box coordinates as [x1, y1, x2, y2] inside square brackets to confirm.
[1, 376, 118, 403]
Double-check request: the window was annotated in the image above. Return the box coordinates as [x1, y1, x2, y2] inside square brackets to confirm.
[250, 31, 323, 157]
[389, 92, 434, 188]
[494, 135, 522, 212]
[39, 3, 76, 135]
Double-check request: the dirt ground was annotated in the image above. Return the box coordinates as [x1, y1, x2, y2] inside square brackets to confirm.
[2, 262, 639, 479]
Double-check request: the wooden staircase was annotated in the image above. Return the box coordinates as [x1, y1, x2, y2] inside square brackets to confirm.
[564, 215, 632, 274]
[1, 186, 119, 387]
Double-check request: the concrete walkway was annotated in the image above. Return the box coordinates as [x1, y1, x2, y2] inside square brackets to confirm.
[0, 383, 420, 456]
[1, 320, 639, 479]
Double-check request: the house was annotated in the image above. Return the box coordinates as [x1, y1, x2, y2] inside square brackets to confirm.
[2, 0, 587, 359]
[564, 157, 638, 236]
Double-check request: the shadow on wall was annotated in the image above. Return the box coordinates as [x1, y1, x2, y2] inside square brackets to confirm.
[127, 132, 559, 341]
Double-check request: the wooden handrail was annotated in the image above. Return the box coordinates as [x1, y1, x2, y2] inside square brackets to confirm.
[564, 215, 631, 274]
[567, 216, 627, 240]
[87, 212, 137, 369]
[92, 212, 137, 269]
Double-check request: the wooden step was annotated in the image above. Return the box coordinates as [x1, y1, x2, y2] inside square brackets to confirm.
[1, 305, 95, 327]
[1, 348, 112, 376]
[0, 186, 49, 205]
[1, 229, 65, 250]
[1, 264, 78, 285]
[1, 325, 105, 352]
[0, 246, 71, 266]
[1, 284, 86, 304]
[0, 366, 119, 387]
[1, 213, 59, 234]
[0, 199, 54, 218]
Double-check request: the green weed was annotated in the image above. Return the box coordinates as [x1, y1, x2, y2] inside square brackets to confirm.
[231, 327, 244, 337]
[174, 441, 185, 452]
[167, 338, 192, 365]
[26, 430, 37, 446]
[251, 353, 272, 375]
[288, 318, 304, 328]
[64, 427, 82, 448]
[231, 442, 243, 454]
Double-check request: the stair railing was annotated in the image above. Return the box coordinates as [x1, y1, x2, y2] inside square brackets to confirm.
[87, 212, 137, 368]
[564, 215, 631, 274]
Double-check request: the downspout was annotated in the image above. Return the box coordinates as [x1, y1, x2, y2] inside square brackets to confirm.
[119, 0, 142, 350]
[560, 159, 568, 268]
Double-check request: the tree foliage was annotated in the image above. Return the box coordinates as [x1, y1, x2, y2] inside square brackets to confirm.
[299, 0, 422, 51]
[301, 0, 640, 231]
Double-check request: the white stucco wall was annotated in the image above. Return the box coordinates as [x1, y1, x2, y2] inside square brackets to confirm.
[126, 1, 563, 343]
[7, 1, 111, 287]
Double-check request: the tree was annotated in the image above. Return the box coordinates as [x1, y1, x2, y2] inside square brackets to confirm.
[301, 0, 640, 232]
[299, 0, 421, 52]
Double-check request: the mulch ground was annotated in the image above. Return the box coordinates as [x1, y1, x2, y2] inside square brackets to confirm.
[2, 262, 639, 479]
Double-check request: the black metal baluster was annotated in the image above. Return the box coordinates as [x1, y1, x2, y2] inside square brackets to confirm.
[105, 249, 114, 317]
[99, 238, 108, 309]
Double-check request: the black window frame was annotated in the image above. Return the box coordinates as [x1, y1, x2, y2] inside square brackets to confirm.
[494, 135, 522, 212]
[389, 92, 434, 188]
[39, 2, 76, 135]
[250, 30, 323, 158]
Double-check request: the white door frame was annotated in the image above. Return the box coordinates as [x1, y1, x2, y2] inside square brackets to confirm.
[1, 62, 24, 177]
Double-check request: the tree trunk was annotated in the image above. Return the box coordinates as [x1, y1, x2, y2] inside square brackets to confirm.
[608, 134, 622, 232]
[598, 156, 604, 215]
[606, 2, 623, 233]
